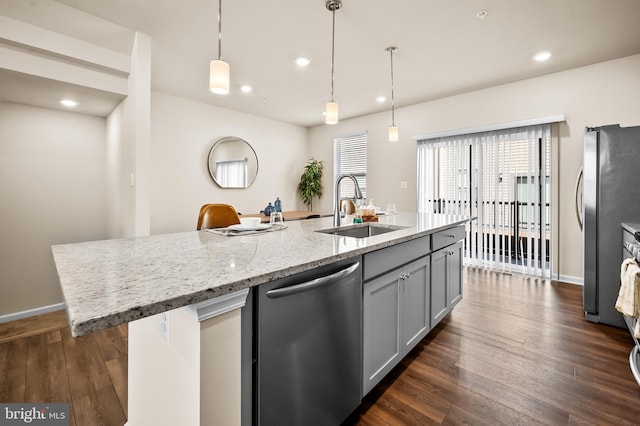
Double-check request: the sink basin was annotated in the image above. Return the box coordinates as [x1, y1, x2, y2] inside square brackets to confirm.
[316, 224, 408, 239]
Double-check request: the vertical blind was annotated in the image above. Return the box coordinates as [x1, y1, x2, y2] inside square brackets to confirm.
[334, 133, 367, 200]
[215, 158, 248, 188]
[418, 124, 552, 277]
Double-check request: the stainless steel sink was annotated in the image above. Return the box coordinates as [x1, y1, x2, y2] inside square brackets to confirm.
[316, 224, 408, 239]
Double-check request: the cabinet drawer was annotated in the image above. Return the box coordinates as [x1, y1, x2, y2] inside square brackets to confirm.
[432, 225, 465, 251]
[363, 236, 430, 281]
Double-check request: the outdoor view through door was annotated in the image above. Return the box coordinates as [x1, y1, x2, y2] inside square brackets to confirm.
[418, 124, 552, 278]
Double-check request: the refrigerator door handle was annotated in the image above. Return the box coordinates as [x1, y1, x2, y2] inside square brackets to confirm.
[575, 167, 583, 230]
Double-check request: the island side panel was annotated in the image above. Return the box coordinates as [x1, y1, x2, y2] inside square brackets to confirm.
[127, 306, 200, 425]
[200, 309, 242, 426]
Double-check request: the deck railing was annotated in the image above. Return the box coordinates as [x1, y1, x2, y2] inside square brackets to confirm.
[429, 198, 550, 264]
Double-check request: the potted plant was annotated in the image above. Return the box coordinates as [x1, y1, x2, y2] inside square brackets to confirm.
[297, 158, 324, 211]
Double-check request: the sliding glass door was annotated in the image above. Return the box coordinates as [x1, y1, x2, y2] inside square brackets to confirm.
[418, 124, 552, 277]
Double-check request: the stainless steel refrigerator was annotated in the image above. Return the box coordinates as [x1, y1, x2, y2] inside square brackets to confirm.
[583, 124, 640, 328]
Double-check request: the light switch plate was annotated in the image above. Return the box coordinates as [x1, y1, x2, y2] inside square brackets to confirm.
[400, 181, 408, 189]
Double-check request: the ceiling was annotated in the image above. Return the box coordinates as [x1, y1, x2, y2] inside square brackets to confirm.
[1, 0, 640, 127]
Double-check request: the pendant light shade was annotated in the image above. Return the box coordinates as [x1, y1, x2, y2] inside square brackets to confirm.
[210, 0, 229, 95]
[325, 101, 339, 125]
[210, 59, 229, 94]
[389, 125, 399, 142]
[325, 0, 342, 125]
[386, 46, 398, 141]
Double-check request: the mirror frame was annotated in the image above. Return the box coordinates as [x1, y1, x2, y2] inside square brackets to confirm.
[207, 136, 259, 189]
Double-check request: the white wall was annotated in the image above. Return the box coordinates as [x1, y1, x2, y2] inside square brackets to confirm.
[309, 54, 640, 282]
[105, 32, 152, 240]
[0, 102, 107, 316]
[150, 91, 310, 234]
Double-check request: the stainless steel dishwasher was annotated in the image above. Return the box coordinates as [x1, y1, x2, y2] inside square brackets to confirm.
[252, 256, 362, 425]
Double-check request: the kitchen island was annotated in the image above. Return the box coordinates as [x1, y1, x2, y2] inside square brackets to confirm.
[52, 212, 471, 425]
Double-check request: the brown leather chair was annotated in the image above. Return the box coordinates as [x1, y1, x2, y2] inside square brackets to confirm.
[196, 204, 241, 230]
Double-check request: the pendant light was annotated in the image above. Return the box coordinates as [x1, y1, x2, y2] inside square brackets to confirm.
[325, 0, 342, 125]
[386, 47, 398, 141]
[210, 0, 229, 94]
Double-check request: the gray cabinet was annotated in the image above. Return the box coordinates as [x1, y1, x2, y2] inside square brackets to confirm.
[362, 270, 400, 396]
[430, 248, 448, 326]
[363, 256, 429, 395]
[431, 239, 463, 328]
[401, 257, 430, 349]
[362, 226, 465, 397]
[448, 240, 463, 308]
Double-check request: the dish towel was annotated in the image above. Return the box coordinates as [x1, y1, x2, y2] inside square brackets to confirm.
[616, 258, 640, 338]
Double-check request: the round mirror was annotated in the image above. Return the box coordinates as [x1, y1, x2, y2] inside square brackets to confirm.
[207, 137, 259, 188]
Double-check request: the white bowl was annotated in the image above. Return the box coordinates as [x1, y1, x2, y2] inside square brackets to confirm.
[240, 217, 262, 227]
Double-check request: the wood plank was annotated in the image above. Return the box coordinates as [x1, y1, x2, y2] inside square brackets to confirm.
[61, 327, 112, 397]
[105, 355, 128, 415]
[72, 386, 126, 426]
[94, 324, 127, 364]
[0, 310, 68, 344]
[24, 331, 72, 403]
[0, 338, 28, 402]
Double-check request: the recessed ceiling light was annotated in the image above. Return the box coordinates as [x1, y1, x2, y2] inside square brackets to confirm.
[60, 99, 78, 107]
[534, 51, 551, 62]
[240, 85, 253, 93]
[295, 57, 311, 67]
[376, 96, 386, 103]
[476, 10, 488, 19]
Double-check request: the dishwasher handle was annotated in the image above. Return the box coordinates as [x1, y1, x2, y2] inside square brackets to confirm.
[266, 262, 360, 298]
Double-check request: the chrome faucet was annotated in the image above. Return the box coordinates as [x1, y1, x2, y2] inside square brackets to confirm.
[334, 174, 364, 227]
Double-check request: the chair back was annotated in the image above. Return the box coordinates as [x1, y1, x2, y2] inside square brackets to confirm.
[197, 204, 241, 230]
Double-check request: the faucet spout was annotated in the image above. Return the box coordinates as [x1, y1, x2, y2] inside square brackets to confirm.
[334, 174, 364, 227]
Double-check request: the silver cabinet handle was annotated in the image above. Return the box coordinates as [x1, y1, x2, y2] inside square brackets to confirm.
[266, 262, 360, 298]
[447, 234, 456, 238]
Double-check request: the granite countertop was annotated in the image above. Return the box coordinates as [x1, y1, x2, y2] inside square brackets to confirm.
[52, 213, 471, 336]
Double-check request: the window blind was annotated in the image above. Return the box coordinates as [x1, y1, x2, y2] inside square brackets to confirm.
[418, 124, 552, 278]
[334, 133, 367, 200]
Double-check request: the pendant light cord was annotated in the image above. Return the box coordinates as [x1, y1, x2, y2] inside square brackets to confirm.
[330, 8, 336, 102]
[217, 0, 223, 60]
[390, 48, 396, 126]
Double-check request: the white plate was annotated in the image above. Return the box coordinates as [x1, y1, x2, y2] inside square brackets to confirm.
[228, 223, 271, 231]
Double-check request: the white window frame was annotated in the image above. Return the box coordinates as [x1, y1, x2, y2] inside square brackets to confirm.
[334, 133, 367, 206]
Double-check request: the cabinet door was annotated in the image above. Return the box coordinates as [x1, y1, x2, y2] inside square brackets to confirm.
[448, 241, 463, 308]
[400, 256, 430, 353]
[363, 273, 401, 395]
[430, 248, 448, 328]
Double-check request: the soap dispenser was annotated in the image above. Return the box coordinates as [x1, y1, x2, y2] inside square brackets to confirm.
[274, 197, 282, 212]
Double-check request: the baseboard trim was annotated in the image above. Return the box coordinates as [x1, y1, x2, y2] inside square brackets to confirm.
[556, 274, 583, 286]
[0, 303, 65, 323]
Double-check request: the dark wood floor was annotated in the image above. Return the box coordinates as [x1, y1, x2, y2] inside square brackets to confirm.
[0, 311, 128, 426]
[351, 267, 640, 425]
[1, 267, 639, 425]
